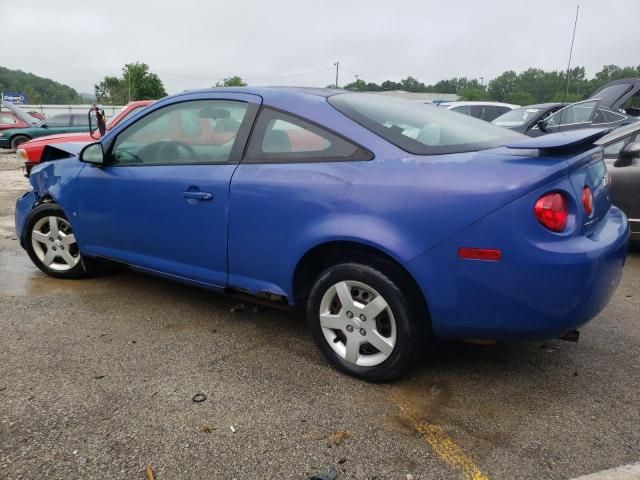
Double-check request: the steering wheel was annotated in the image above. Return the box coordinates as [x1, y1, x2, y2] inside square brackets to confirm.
[155, 140, 198, 162]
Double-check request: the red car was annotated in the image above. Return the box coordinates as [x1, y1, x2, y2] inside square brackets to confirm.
[0, 110, 35, 131]
[18, 100, 153, 173]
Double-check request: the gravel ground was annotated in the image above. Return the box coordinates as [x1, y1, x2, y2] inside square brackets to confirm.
[0, 149, 21, 171]
[0, 156, 639, 480]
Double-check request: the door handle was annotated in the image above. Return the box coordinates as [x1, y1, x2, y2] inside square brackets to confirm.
[183, 191, 213, 201]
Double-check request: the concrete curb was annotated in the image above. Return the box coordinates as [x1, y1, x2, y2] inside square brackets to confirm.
[570, 463, 640, 480]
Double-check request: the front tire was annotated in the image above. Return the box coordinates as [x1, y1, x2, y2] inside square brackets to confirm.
[306, 263, 422, 381]
[10, 135, 30, 151]
[24, 203, 88, 279]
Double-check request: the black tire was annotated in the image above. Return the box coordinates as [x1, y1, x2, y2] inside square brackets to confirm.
[306, 263, 425, 382]
[24, 203, 89, 279]
[10, 135, 30, 151]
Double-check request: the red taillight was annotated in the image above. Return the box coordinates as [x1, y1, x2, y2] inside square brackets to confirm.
[458, 247, 502, 261]
[582, 186, 593, 217]
[534, 192, 568, 232]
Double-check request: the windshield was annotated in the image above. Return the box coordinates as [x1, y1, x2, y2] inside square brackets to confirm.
[106, 105, 144, 128]
[329, 93, 523, 155]
[492, 108, 541, 127]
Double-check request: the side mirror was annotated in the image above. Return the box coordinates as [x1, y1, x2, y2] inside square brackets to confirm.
[79, 142, 105, 165]
[41, 123, 48, 129]
[614, 141, 640, 168]
[536, 119, 549, 132]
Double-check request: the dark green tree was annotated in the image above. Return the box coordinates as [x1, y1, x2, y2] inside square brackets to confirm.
[0, 66, 83, 104]
[215, 76, 247, 87]
[94, 62, 166, 104]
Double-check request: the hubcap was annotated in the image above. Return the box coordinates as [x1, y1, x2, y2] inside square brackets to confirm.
[319, 280, 397, 367]
[31, 216, 80, 271]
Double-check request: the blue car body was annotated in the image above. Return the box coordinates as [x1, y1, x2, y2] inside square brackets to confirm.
[15, 88, 629, 342]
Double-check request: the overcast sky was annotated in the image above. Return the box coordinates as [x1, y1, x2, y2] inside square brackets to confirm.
[1, 0, 639, 95]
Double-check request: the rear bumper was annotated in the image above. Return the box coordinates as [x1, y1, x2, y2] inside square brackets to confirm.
[407, 206, 629, 341]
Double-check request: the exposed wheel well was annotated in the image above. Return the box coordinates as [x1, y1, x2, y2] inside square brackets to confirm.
[10, 134, 31, 146]
[292, 241, 431, 329]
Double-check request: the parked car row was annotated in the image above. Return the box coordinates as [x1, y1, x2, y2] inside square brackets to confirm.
[441, 79, 639, 137]
[16, 101, 153, 173]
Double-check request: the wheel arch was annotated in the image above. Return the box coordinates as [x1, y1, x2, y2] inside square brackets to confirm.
[10, 133, 32, 148]
[292, 240, 431, 330]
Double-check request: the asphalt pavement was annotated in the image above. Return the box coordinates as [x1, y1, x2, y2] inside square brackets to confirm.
[0, 150, 638, 480]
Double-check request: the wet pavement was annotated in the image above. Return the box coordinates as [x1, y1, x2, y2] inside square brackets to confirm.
[0, 152, 639, 479]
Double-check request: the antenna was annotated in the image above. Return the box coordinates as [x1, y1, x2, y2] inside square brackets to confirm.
[556, 5, 579, 130]
[564, 5, 580, 101]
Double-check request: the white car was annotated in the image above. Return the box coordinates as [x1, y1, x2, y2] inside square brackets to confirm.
[438, 101, 520, 122]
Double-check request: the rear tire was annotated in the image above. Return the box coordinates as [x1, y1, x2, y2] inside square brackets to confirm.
[10, 135, 30, 151]
[306, 263, 424, 381]
[24, 203, 89, 279]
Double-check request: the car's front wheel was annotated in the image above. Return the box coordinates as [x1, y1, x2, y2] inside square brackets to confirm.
[307, 263, 422, 381]
[24, 204, 88, 279]
[10, 135, 30, 151]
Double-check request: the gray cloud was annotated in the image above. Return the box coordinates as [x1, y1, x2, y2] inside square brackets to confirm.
[1, 0, 638, 94]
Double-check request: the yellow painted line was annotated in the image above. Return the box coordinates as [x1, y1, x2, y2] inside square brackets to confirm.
[393, 394, 490, 480]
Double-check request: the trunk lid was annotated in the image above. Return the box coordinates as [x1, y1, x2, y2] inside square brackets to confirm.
[508, 128, 612, 235]
[587, 78, 640, 110]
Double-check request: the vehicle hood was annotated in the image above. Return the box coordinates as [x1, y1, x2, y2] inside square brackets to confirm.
[24, 131, 95, 146]
[587, 78, 640, 110]
[1, 100, 39, 125]
[43, 142, 89, 158]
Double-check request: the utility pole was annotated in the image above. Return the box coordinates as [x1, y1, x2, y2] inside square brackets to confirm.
[564, 5, 580, 98]
[334, 61, 339, 88]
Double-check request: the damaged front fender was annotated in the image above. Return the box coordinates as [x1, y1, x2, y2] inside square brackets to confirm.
[16, 154, 86, 247]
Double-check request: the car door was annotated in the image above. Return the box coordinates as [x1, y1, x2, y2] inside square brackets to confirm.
[75, 94, 260, 286]
[536, 100, 598, 135]
[38, 114, 72, 136]
[603, 130, 640, 233]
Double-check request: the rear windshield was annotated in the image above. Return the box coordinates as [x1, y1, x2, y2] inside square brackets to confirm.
[329, 93, 523, 155]
[492, 108, 541, 127]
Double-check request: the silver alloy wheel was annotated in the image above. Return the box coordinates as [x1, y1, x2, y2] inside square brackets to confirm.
[319, 280, 397, 367]
[31, 216, 80, 271]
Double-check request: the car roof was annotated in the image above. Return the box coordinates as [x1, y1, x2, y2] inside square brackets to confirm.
[595, 120, 640, 146]
[517, 103, 564, 109]
[439, 101, 520, 108]
[176, 86, 346, 101]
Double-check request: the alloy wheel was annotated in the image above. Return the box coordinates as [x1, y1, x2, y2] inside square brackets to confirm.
[318, 280, 397, 367]
[30, 216, 80, 271]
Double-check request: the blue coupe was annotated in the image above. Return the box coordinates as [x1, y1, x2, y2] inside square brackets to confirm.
[14, 87, 630, 380]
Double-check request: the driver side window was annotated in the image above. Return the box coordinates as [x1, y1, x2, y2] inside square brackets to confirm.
[110, 100, 248, 165]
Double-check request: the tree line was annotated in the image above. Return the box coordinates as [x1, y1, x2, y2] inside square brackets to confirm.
[0, 66, 85, 104]
[337, 65, 640, 105]
[4, 63, 639, 107]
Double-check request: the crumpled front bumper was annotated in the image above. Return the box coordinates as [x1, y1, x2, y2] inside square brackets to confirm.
[15, 190, 38, 247]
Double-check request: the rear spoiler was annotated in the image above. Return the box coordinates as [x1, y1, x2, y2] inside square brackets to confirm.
[506, 128, 612, 153]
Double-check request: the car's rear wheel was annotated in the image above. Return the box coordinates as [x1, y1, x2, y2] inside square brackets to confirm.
[24, 204, 88, 279]
[10, 135, 30, 151]
[306, 263, 421, 381]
